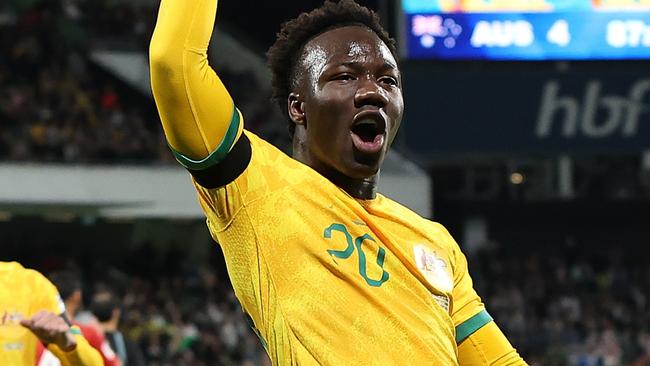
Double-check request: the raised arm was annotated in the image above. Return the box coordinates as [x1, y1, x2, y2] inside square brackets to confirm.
[150, 0, 245, 175]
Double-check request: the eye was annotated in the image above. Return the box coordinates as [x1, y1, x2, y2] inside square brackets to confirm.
[333, 73, 355, 82]
[379, 76, 398, 87]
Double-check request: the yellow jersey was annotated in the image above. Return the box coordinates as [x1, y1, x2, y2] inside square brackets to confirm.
[0, 261, 65, 366]
[194, 130, 489, 365]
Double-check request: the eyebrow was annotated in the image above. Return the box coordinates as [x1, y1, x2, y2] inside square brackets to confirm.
[338, 60, 399, 72]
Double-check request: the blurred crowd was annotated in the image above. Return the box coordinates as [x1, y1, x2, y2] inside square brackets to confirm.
[96, 271, 268, 366]
[20, 239, 645, 366]
[473, 244, 650, 366]
[0, 0, 286, 165]
[45, 262, 269, 366]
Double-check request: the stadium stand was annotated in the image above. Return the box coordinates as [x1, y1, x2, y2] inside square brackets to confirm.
[0, 0, 285, 164]
[473, 245, 650, 365]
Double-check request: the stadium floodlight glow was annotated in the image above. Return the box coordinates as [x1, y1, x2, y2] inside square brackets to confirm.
[510, 173, 525, 185]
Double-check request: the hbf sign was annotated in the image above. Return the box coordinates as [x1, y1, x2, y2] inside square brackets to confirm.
[402, 67, 650, 156]
[537, 79, 650, 139]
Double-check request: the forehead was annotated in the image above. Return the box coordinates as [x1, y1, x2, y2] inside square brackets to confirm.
[301, 25, 397, 68]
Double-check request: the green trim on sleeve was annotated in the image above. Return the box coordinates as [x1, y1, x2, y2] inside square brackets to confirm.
[170, 104, 241, 170]
[455, 309, 493, 344]
[68, 326, 82, 335]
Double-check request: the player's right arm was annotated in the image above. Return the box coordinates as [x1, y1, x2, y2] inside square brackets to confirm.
[150, 0, 250, 187]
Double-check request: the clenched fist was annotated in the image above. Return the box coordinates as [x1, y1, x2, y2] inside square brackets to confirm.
[20, 311, 77, 351]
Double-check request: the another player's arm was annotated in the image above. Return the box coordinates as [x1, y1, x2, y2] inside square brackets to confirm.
[21, 311, 103, 366]
[150, 0, 249, 187]
[20, 270, 103, 366]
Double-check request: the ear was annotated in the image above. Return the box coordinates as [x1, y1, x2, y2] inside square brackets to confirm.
[288, 93, 306, 125]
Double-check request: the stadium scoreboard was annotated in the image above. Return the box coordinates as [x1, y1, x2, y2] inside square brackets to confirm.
[401, 0, 650, 60]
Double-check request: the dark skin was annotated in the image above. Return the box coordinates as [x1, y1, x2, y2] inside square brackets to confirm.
[288, 25, 404, 200]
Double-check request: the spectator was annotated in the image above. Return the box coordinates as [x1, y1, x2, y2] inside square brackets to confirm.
[90, 290, 146, 366]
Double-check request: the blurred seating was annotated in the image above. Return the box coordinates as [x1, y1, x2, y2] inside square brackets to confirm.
[471, 245, 650, 365]
[0, 0, 287, 165]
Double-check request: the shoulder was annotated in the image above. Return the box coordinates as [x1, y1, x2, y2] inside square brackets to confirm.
[0, 261, 26, 276]
[240, 130, 324, 192]
[375, 197, 459, 250]
[1, 262, 65, 314]
[376, 195, 451, 233]
[420, 219, 459, 255]
[245, 131, 304, 171]
[0, 260, 27, 275]
[1, 262, 52, 287]
[373, 194, 424, 217]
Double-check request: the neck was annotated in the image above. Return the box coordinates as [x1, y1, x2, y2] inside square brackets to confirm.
[292, 141, 379, 200]
[320, 165, 379, 200]
[65, 302, 78, 319]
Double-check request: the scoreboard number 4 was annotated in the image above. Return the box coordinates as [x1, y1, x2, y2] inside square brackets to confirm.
[546, 19, 571, 47]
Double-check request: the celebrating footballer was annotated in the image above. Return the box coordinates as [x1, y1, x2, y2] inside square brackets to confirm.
[150, 0, 528, 364]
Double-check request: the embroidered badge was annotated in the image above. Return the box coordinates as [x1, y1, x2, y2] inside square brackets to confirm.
[414, 245, 453, 312]
[413, 245, 453, 293]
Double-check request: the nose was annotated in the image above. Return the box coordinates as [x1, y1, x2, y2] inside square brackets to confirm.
[354, 77, 389, 109]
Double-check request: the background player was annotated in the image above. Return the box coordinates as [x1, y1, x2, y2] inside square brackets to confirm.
[150, 0, 527, 364]
[37, 270, 122, 366]
[0, 261, 103, 366]
[91, 290, 146, 366]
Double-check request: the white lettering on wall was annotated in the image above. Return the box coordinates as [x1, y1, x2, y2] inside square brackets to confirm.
[536, 80, 650, 139]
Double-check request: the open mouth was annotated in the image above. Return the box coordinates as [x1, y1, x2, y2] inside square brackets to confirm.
[350, 115, 386, 154]
[352, 119, 383, 142]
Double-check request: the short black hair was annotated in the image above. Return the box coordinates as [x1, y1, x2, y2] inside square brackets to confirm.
[266, 0, 397, 137]
[48, 270, 81, 301]
[90, 291, 119, 322]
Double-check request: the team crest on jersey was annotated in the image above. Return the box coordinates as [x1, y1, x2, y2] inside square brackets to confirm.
[413, 245, 452, 312]
[413, 245, 453, 293]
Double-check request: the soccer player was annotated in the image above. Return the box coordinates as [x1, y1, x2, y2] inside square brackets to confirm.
[0, 261, 103, 366]
[149, 0, 527, 364]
